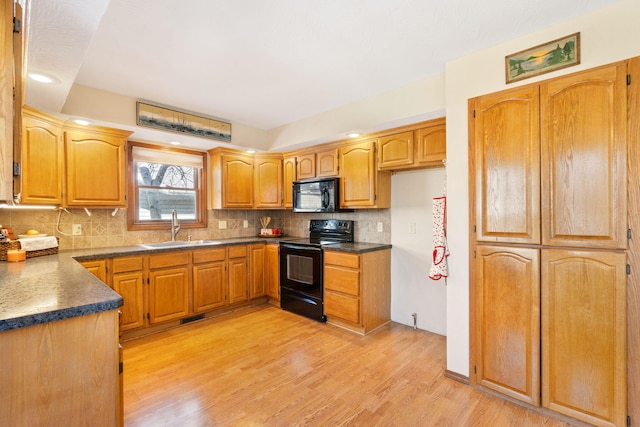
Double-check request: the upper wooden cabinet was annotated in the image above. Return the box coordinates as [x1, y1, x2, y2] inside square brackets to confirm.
[473, 63, 627, 250]
[210, 148, 283, 209]
[283, 156, 296, 208]
[17, 106, 131, 207]
[253, 154, 283, 209]
[64, 123, 131, 207]
[339, 139, 390, 208]
[296, 152, 316, 180]
[290, 147, 339, 181]
[540, 64, 627, 249]
[209, 148, 254, 209]
[377, 118, 446, 171]
[20, 106, 65, 205]
[316, 148, 338, 177]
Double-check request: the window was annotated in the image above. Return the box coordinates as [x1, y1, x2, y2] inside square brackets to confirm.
[128, 142, 207, 230]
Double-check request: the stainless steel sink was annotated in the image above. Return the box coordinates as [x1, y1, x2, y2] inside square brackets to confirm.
[141, 240, 222, 249]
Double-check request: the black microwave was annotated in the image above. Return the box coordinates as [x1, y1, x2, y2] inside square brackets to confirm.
[292, 177, 347, 212]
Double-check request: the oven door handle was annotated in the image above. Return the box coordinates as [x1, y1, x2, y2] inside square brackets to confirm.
[281, 244, 322, 252]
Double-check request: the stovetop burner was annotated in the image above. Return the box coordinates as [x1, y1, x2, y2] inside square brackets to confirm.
[280, 219, 355, 247]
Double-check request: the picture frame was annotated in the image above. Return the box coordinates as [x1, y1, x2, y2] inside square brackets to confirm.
[136, 101, 231, 142]
[505, 32, 580, 84]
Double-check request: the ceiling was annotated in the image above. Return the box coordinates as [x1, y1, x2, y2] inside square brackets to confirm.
[24, 0, 620, 148]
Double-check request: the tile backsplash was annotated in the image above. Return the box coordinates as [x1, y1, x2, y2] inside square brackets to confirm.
[0, 208, 390, 250]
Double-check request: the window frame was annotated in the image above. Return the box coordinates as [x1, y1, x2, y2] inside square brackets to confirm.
[127, 141, 208, 231]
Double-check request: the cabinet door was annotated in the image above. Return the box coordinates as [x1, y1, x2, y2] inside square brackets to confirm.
[148, 266, 190, 324]
[339, 140, 377, 207]
[80, 259, 107, 283]
[265, 244, 279, 300]
[228, 257, 248, 304]
[475, 245, 540, 406]
[473, 85, 541, 244]
[316, 148, 338, 177]
[540, 64, 627, 249]
[415, 119, 446, 166]
[113, 271, 145, 331]
[64, 125, 130, 207]
[296, 153, 316, 179]
[193, 261, 226, 312]
[283, 156, 296, 208]
[20, 107, 64, 205]
[541, 249, 626, 427]
[222, 153, 253, 208]
[254, 155, 282, 208]
[378, 131, 414, 170]
[249, 244, 266, 298]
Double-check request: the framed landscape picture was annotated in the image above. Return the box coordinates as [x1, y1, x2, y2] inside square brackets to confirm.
[136, 101, 231, 142]
[506, 33, 580, 83]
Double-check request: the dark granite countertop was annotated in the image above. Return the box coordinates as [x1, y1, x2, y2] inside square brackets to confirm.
[0, 236, 391, 332]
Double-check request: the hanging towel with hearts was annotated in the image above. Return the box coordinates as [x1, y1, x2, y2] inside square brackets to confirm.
[429, 195, 449, 281]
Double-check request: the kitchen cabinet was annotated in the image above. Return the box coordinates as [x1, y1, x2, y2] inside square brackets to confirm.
[64, 123, 131, 207]
[377, 118, 446, 171]
[249, 243, 266, 298]
[193, 248, 227, 313]
[80, 259, 108, 283]
[283, 156, 296, 208]
[209, 148, 254, 209]
[227, 245, 248, 304]
[19, 106, 65, 205]
[339, 139, 391, 208]
[254, 154, 283, 209]
[316, 147, 339, 177]
[265, 243, 279, 302]
[148, 252, 191, 324]
[112, 256, 145, 331]
[471, 62, 627, 427]
[296, 152, 316, 179]
[0, 310, 121, 426]
[323, 248, 391, 334]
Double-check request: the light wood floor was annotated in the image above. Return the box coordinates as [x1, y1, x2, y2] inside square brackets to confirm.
[122, 305, 577, 427]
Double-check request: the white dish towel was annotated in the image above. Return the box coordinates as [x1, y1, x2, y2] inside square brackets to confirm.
[429, 195, 449, 281]
[18, 236, 59, 251]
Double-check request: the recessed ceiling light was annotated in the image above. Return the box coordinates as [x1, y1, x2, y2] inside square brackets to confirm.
[246, 150, 256, 154]
[73, 119, 91, 126]
[170, 141, 181, 145]
[347, 132, 361, 138]
[28, 72, 56, 83]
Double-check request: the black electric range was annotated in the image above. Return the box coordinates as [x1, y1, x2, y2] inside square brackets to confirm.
[279, 219, 354, 321]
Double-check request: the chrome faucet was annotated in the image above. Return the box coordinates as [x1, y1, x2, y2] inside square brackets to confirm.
[170, 209, 181, 241]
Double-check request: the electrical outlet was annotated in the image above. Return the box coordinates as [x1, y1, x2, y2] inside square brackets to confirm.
[377, 222, 383, 232]
[243, 220, 249, 228]
[409, 222, 416, 234]
[72, 224, 82, 236]
[219, 220, 227, 229]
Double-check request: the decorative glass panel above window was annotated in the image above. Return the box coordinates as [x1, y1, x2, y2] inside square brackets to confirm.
[128, 143, 207, 230]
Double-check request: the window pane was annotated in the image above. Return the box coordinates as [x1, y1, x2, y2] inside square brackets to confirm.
[138, 188, 196, 220]
[136, 162, 195, 189]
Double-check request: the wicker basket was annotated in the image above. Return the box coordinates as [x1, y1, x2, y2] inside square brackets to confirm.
[0, 237, 60, 261]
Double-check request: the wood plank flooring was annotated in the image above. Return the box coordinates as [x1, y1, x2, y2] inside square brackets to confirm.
[122, 305, 578, 427]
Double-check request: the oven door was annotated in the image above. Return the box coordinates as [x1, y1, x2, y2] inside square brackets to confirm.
[279, 243, 323, 298]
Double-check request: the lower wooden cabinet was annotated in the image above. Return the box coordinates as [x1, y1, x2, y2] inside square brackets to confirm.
[249, 244, 266, 298]
[475, 244, 627, 427]
[265, 243, 280, 301]
[148, 252, 191, 324]
[193, 248, 227, 313]
[323, 249, 391, 334]
[228, 245, 249, 304]
[111, 256, 145, 331]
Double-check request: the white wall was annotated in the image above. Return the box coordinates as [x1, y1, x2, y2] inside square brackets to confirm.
[444, 0, 640, 376]
[391, 169, 447, 335]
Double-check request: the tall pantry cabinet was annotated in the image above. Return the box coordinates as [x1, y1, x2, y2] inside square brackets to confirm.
[471, 62, 627, 427]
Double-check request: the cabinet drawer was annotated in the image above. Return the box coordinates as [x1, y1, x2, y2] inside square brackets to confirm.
[149, 252, 190, 269]
[112, 256, 143, 274]
[324, 265, 360, 296]
[325, 291, 360, 324]
[192, 248, 226, 264]
[228, 245, 247, 259]
[325, 251, 360, 269]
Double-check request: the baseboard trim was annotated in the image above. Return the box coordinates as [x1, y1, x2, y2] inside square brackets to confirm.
[444, 369, 470, 384]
